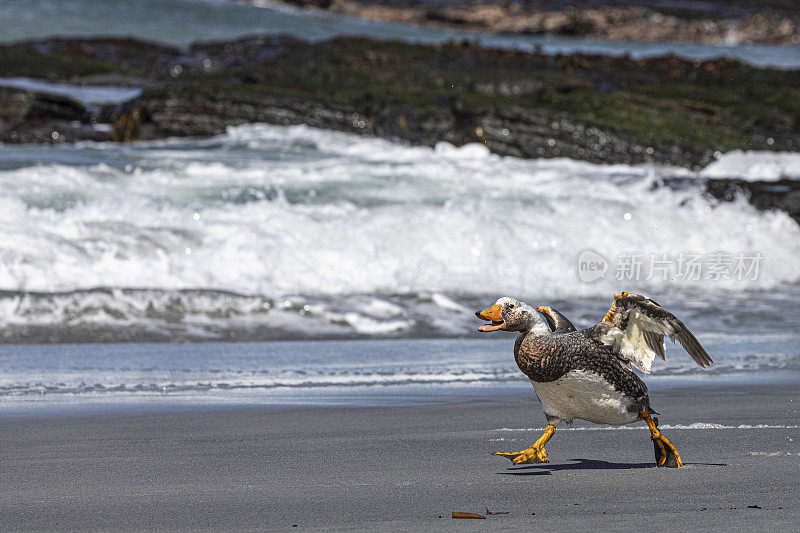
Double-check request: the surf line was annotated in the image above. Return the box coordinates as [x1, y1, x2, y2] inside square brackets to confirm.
[496, 423, 800, 432]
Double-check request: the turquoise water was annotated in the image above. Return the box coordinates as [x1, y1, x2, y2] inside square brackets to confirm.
[1, 0, 799, 68]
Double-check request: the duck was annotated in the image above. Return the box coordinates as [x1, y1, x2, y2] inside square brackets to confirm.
[476, 292, 712, 468]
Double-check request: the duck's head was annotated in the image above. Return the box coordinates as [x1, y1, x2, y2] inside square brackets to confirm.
[475, 297, 539, 333]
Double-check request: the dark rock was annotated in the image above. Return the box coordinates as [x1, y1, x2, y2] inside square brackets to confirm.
[273, 0, 800, 46]
[26, 93, 87, 122]
[280, 0, 331, 8]
[0, 87, 108, 144]
[659, 177, 800, 226]
[2, 35, 799, 166]
[2, 34, 799, 224]
[706, 178, 800, 224]
[0, 88, 31, 131]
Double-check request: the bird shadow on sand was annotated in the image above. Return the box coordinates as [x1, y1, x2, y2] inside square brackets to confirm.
[497, 458, 727, 475]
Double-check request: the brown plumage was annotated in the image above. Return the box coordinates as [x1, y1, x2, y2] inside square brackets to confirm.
[513, 326, 650, 416]
[477, 293, 711, 468]
[588, 292, 713, 371]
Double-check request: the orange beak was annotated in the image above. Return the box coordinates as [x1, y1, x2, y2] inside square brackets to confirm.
[475, 304, 506, 332]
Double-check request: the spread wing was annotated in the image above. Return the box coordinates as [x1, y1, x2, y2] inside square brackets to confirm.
[588, 292, 712, 374]
[536, 306, 577, 333]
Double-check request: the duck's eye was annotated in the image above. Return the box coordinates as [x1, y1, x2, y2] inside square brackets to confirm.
[508, 303, 516, 310]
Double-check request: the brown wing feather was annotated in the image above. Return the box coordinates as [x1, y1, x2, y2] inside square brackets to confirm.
[643, 330, 667, 361]
[591, 292, 712, 373]
[670, 318, 713, 368]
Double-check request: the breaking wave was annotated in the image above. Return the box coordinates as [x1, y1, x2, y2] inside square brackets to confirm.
[1, 124, 799, 340]
[700, 150, 800, 181]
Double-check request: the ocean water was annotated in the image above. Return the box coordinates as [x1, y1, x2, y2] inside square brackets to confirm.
[1, 124, 799, 344]
[0, 127, 798, 411]
[0, 78, 142, 108]
[700, 150, 800, 181]
[1, 0, 799, 408]
[0, 333, 798, 414]
[1, 0, 799, 68]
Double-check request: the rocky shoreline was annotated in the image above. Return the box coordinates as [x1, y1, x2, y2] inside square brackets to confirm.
[0, 35, 798, 223]
[658, 177, 800, 226]
[272, 0, 800, 46]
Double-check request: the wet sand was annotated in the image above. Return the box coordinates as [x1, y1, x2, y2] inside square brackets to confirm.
[0, 384, 798, 531]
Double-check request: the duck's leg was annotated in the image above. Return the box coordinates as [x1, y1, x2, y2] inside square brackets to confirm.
[493, 423, 556, 464]
[640, 409, 682, 468]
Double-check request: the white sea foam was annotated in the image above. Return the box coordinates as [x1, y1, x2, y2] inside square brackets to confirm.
[1, 124, 799, 338]
[748, 452, 796, 456]
[0, 370, 518, 396]
[700, 150, 800, 181]
[2, 124, 798, 296]
[497, 424, 800, 431]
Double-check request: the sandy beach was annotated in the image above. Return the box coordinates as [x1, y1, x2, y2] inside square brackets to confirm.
[0, 383, 797, 531]
[2, 1, 800, 532]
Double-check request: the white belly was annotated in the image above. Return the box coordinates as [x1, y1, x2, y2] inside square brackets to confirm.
[531, 369, 640, 426]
